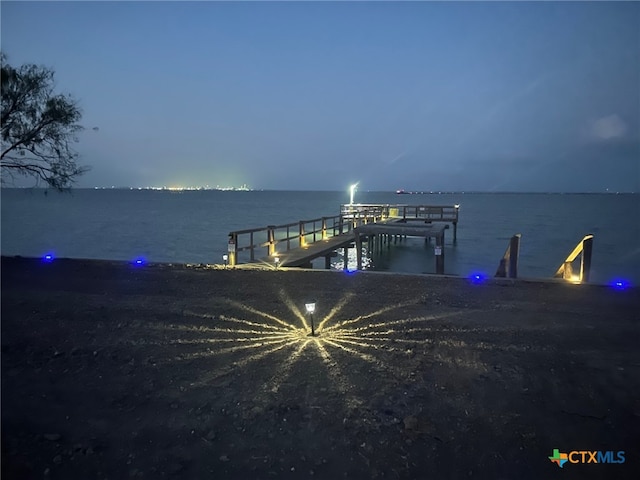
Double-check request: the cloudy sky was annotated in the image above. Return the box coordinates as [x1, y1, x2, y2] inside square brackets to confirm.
[2, 1, 638, 191]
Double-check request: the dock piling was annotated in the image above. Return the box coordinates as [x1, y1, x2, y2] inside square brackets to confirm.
[299, 221, 306, 247]
[495, 234, 521, 279]
[267, 227, 276, 256]
[435, 233, 445, 274]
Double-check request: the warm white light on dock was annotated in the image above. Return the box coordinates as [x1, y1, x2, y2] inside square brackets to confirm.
[569, 275, 581, 284]
[454, 204, 460, 209]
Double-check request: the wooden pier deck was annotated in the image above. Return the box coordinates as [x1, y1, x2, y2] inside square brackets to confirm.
[268, 232, 356, 268]
[227, 204, 459, 273]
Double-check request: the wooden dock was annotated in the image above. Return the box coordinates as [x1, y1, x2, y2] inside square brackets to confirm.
[227, 204, 459, 273]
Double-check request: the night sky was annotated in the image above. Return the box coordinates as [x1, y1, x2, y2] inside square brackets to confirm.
[2, 1, 638, 192]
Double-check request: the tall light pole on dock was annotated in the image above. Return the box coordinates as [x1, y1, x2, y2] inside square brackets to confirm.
[349, 183, 358, 205]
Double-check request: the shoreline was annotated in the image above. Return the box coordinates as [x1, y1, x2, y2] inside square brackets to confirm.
[2, 254, 633, 288]
[2, 256, 639, 478]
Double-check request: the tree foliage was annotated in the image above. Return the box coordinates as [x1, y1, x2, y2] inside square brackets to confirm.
[1, 53, 88, 190]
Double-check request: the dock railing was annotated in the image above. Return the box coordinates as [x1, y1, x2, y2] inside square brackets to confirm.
[553, 234, 594, 283]
[389, 205, 459, 222]
[228, 205, 388, 266]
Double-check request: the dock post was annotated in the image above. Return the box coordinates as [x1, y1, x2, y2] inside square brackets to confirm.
[562, 261, 573, 280]
[508, 234, 520, 278]
[325, 255, 331, 269]
[267, 227, 276, 256]
[435, 233, 445, 275]
[580, 235, 593, 283]
[453, 222, 458, 244]
[228, 233, 238, 266]
[496, 234, 521, 278]
[322, 217, 327, 240]
[344, 246, 349, 270]
[299, 221, 305, 247]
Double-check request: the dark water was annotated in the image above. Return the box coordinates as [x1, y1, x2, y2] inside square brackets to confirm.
[1, 189, 638, 285]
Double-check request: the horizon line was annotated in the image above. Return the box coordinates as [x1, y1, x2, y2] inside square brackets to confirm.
[3, 187, 637, 195]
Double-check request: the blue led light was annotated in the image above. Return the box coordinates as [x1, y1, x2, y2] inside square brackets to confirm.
[132, 257, 146, 266]
[42, 253, 55, 263]
[611, 279, 630, 290]
[468, 272, 486, 284]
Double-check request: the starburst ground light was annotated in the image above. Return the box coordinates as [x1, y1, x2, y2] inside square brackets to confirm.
[144, 291, 497, 411]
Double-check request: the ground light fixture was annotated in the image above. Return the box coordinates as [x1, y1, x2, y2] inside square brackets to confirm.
[305, 301, 316, 336]
[222, 254, 228, 267]
[42, 253, 55, 263]
[274, 256, 280, 269]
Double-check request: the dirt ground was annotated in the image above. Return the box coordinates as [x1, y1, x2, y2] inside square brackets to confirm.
[2, 256, 639, 479]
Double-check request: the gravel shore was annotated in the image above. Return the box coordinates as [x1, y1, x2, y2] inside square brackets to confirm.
[2, 256, 639, 479]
